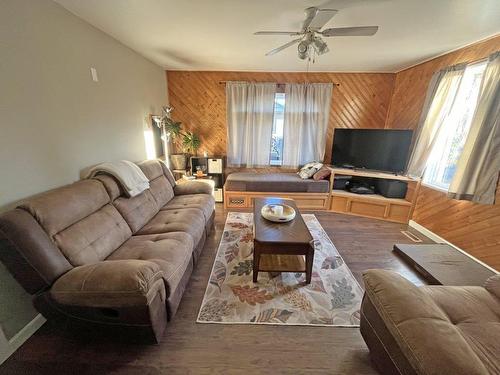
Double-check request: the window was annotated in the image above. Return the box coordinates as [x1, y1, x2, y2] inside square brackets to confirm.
[423, 61, 487, 191]
[270, 93, 285, 166]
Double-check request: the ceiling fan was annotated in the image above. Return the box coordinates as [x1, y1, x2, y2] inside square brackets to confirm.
[254, 7, 378, 60]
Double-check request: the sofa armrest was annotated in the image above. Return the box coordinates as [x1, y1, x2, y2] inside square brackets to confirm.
[363, 269, 449, 322]
[50, 260, 165, 308]
[174, 181, 214, 196]
[362, 270, 489, 375]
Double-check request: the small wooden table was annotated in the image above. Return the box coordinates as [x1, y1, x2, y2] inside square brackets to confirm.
[253, 198, 315, 283]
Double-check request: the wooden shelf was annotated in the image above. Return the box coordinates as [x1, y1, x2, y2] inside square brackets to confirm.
[327, 167, 421, 224]
[331, 190, 412, 206]
[327, 167, 417, 182]
[258, 254, 306, 273]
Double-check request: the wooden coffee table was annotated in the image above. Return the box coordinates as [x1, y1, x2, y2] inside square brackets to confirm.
[253, 198, 315, 283]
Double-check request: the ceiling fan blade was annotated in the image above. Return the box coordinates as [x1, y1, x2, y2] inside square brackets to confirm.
[254, 31, 302, 36]
[321, 26, 379, 37]
[308, 9, 338, 30]
[265, 38, 302, 56]
[301, 7, 318, 32]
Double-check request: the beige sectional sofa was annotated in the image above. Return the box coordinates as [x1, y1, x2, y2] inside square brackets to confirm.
[0, 160, 214, 343]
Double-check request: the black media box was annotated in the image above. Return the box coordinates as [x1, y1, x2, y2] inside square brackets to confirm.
[375, 179, 408, 199]
[333, 176, 352, 190]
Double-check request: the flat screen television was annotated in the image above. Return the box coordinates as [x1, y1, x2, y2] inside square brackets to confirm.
[331, 129, 413, 174]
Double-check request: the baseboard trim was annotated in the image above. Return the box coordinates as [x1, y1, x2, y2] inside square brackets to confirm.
[0, 314, 46, 365]
[408, 220, 499, 274]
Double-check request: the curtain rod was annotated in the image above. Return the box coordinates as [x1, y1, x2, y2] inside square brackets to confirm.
[218, 80, 340, 87]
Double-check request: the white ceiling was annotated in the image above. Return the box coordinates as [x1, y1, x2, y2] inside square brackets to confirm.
[54, 0, 500, 72]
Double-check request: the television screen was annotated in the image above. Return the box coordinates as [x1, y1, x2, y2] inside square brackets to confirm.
[331, 129, 413, 173]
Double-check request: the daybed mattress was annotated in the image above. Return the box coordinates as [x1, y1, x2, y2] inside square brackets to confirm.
[225, 173, 329, 193]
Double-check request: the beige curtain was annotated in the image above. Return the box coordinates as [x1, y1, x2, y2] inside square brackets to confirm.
[226, 82, 276, 167]
[282, 83, 333, 167]
[448, 51, 500, 204]
[406, 64, 467, 177]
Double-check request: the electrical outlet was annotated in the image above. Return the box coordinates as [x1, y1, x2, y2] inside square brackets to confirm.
[90, 67, 98, 82]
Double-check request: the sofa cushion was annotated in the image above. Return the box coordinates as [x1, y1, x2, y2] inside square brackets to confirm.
[135, 208, 205, 244]
[149, 176, 174, 208]
[50, 259, 165, 307]
[158, 160, 177, 188]
[137, 160, 164, 181]
[363, 270, 492, 375]
[54, 204, 132, 266]
[19, 179, 109, 237]
[174, 181, 214, 196]
[19, 179, 132, 266]
[114, 190, 159, 233]
[225, 172, 330, 193]
[161, 194, 214, 223]
[137, 160, 175, 210]
[422, 285, 500, 375]
[93, 174, 123, 201]
[108, 232, 193, 298]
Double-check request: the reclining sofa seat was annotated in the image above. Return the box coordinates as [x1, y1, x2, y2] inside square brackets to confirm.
[0, 160, 215, 343]
[360, 269, 500, 375]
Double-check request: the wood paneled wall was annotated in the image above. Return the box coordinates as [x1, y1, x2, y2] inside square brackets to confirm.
[385, 35, 500, 270]
[413, 185, 500, 270]
[167, 71, 395, 165]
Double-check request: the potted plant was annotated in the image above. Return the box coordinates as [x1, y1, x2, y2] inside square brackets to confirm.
[182, 131, 201, 155]
[159, 106, 201, 170]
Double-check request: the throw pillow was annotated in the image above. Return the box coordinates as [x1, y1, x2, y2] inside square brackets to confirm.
[313, 166, 331, 180]
[298, 162, 323, 179]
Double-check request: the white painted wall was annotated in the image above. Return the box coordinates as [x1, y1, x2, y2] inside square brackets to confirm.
[0, 0, 167, 361]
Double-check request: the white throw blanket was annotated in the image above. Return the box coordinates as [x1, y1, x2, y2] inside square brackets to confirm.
[85, 160, 150, 197]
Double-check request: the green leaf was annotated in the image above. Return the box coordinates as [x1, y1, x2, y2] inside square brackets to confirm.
[250, 309, 294, 323]
[182, 131, 201, 153]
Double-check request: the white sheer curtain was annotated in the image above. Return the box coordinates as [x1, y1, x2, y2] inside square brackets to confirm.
[282, 83, 333, 168]
[406, 64, 467, 177]
[226, 82, 276, 167]
[448, 52, 500, 204]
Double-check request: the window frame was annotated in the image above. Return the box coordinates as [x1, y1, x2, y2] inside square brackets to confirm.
[269, 90, 285, 166]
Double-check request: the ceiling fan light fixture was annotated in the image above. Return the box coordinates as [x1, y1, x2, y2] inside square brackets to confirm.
[297, 41, 309, 60]
[312, 37, 328, 55]
[255, 6, 379, 61]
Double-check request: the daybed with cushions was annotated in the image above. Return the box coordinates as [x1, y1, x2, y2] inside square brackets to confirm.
[361, 269, 500, 375]
[224, 172, 331, 210]
[0, 160, 214, 343]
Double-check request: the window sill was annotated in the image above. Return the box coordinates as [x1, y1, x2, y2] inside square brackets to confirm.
[421, 182, 449, 194]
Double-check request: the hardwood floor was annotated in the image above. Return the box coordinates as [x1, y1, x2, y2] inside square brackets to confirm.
[0, 205, 431, 375]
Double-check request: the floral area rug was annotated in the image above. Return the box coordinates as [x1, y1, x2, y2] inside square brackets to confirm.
[197, 212, 363, 326]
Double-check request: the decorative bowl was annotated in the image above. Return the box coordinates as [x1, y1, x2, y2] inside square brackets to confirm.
[261, 204, 296, 223]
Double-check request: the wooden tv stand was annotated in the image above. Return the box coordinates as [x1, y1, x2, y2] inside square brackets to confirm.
[327, 167, 420, 223]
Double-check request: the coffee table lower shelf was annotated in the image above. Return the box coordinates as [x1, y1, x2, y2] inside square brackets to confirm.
[258, 254, 306, 273]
